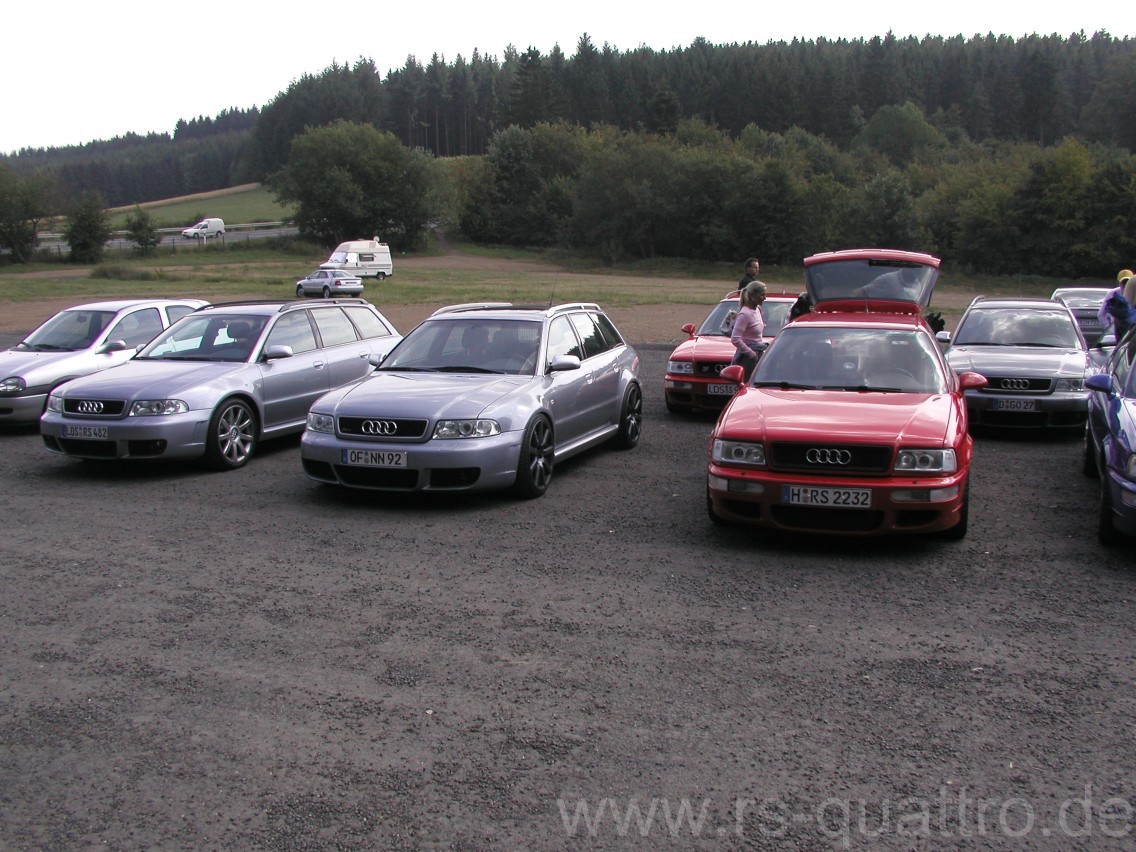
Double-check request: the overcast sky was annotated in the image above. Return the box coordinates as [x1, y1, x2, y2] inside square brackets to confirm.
[3, 0, 1131, 155]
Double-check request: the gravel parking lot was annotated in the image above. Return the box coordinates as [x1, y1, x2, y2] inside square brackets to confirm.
[2, 335, 1136, 848]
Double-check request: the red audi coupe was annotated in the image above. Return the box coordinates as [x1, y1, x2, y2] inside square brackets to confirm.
[706, 249, 987, 538]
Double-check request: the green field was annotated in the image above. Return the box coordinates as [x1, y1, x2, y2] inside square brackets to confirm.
[106, 184, 296, 230]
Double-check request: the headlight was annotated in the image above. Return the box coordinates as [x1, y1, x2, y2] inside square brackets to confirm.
[0, 376, 26, 394]
[895, 448, 957, 473]
[667, 360, 694, 375]
[307, 412, 335, 433]
[712, 439, 765, 466]
[433, 419, 501, 439]
[129, 400, 189, 416]
[46, 393, 64, 413]
[1055, 378, 1084, 392]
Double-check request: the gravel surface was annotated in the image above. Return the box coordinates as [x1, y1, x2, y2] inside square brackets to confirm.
[2, 338, 1136, 849]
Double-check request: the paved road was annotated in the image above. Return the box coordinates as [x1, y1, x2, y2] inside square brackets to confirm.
[2, 348, 1135, 849]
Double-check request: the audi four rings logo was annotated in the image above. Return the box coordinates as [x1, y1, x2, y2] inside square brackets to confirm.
[360, 420, 398, 435]
[806, 448, 852, 465]
[76, 401, 104, 414]
[1000, 378, 1030, 390]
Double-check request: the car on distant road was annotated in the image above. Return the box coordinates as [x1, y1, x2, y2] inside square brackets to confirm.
[941, 296, 1089, 430]
[300, 302, 641, 497]
[296, 269, 365, 298]
[181, 218, 225, 239]
[664, 291, 796, 413]
[1084, 329, 1136, 544]
[40, 299, 400, 470]
[0, 299, 208, 427]
[1052, 286, 1112, 347]
[706, 249, 984, 538]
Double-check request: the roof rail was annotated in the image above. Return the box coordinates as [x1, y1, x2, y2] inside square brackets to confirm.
[431, 302, 514, 316]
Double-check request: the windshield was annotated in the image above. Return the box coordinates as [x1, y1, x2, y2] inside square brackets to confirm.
[138, 315, 268, 362]
[381, 318, 541, 375]
[327, 251, 348, 263]
[697, 300, 793, 337]
[18, 310, 116, 351]
[753, 326, 947, 393]
[954, 307, 1083, 348]
[806, 259, 937, 306]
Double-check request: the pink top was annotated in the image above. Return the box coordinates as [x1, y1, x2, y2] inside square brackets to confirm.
[730, 305, 765, 358]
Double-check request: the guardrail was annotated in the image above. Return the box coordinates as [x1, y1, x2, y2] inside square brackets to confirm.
[38, 221, 290, 241]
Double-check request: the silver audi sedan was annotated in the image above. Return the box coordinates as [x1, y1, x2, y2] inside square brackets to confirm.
[40, 299, 401, 470]
[300, 302, 642, 497]
[0, 298, 208, 427]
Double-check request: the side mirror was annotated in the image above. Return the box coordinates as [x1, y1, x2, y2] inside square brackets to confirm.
[264, 344, 294, 361]
[681, 322, 696, 336]
[96, 339, 127, 354]
[1086, 373, 1114, 395]
[957, 371, 987, 391]
[548, 354, 581, 373]
[368, 352, 387, 368]
[935, 330, 951, 343]
[720, 364, 746, 384]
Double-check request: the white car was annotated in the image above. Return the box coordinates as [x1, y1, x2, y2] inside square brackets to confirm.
[0, 299, 208, 427]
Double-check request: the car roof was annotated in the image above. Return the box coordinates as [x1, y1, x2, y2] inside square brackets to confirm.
[193, 299, 373, 317]
[965, 296, 1072, 310]
[62, 298, 208, 312]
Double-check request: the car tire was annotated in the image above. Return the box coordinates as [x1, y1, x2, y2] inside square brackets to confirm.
[1098, 473, 1124, 546]
[511, 415, 554, 498]
[1082, 425, 1099, 478]
[296, 284, 306, 298]
[205, 398, 258, 471]
[940, 483, 969, 540]
[376, 272, 387, 281]
[612, 383, 642, 449]
[322, 286, 332, 299]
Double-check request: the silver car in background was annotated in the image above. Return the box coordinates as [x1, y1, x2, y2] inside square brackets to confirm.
[41, 299, 401, 470]
[295, 269, 364, 298]
[941, 296, 1089, 430]
[300, 302, 642, 497]
[0, 299, 208, 427]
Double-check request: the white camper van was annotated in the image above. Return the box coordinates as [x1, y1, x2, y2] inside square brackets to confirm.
[320, 238, 393, 280]
[181, 218, 225, 239]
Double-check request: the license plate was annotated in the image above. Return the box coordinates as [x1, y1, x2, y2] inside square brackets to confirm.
[62, 425, 108, 439]
[993, 398, 1036, 411]
[707, 383, 735, 396]
[782, 485, 871, 508]
[342, 449, 407, 467]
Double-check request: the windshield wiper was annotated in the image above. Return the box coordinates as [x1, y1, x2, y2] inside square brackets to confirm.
[20, 343, 74, 351]
[753, 380, 819, 389]
[436, 365, 505, 374]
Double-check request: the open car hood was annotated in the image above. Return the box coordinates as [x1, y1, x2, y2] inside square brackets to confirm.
[803, 249, 941, 311]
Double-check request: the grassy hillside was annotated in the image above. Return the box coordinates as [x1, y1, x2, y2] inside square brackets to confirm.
[107, 184, 295, 230]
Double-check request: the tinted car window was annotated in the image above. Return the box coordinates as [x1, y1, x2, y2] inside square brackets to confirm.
[344, 307, 393, 339]
[167, 305, 198, 323]
[311, 308, 359, 348]
[547, 316, 583, 360]
[569, 313, 607, 359]
[592, 312, 624, 349]
[266, 311, 318, 354]
[107, 308, 162, 347]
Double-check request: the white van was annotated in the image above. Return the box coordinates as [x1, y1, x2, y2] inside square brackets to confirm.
[320, 238, 393, 280]
[182, 218, 226, 239]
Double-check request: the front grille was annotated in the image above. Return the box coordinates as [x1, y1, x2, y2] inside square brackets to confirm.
[58, 439, 116, 457]
[337, 417, 429, 439]
[63, 399, 127, 417]
[769, 442, 891, 474]
[694, 361, 732, 377]
[980, 377, 1052, 393]
[334, 466, 420, 489]
[771, 505, 882, 532]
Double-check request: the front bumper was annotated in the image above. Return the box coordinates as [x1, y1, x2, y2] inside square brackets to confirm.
[0, 392, 48, 426]
[300, 428, 525, 492]
[706, 464, 968, 536]
[40, 411, 210, 460]
[965, 390, 1088, 429]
